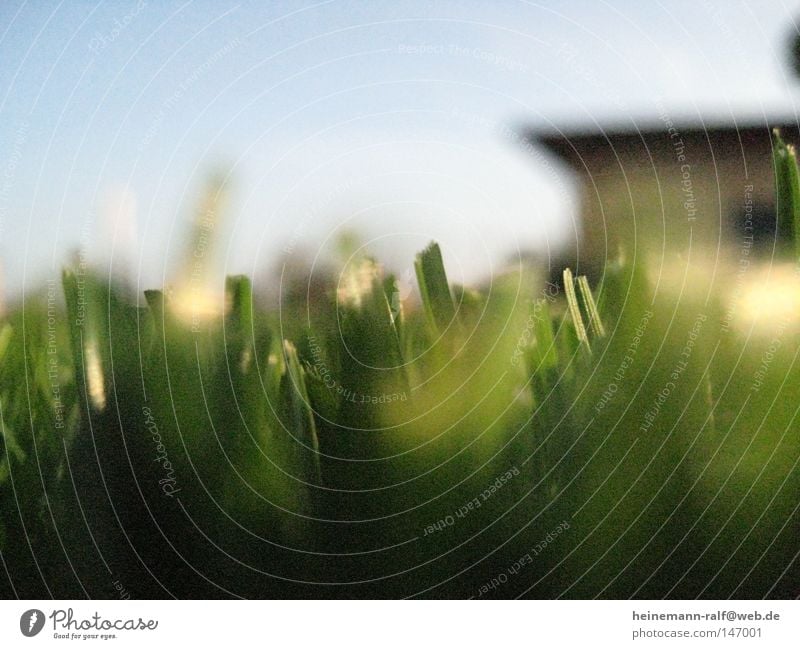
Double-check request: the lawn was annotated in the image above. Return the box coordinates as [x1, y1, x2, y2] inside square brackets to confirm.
[0, 136, 799, 599]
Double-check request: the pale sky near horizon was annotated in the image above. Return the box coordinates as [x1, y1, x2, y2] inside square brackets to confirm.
[2, 0, 800, 296]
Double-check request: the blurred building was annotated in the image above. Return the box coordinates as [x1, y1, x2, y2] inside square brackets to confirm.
[528, 121, 800, 277]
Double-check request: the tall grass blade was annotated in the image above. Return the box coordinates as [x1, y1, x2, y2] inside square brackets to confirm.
[414, 242, 456, 334]
[772, 128, 800, 260]
[0, 325, 11, 360]
[281, 340, 322, 484]
[577, 275, 606, 338]
[226, 275, 253, 330]
[563, 268, 590, 353]
[531, 298, 558, 371]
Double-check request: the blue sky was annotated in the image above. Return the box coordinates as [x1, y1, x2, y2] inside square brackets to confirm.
[1, 0, 799, 295]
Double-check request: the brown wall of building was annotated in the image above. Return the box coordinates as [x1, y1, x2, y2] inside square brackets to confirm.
[538, 126, 791, 278]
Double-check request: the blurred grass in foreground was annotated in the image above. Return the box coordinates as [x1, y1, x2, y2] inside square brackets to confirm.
[1, 137, 800, 599]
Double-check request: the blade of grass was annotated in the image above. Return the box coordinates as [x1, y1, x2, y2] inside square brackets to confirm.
[772, 128, 800, 260]
[0, 325, 12, 363]
[281, 340, 322, 485]
[225, 275, 254, 373]
[61, 269, 83, 373]
[226, 275, 253, 329]
[61, 269, 121, 413]
[337, 258, 406, 388]
[577, 275, 606, 338]
[563, 268, 590, 353]
[532, 298, 558, 371]
[415, 242, 456, 335]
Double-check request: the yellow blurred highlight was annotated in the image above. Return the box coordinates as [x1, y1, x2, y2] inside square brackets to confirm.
[170, 286, 226, 325]
[84, 339, 106, 411]
[736, 263, 800, 331]
[169, 173, 231, 325]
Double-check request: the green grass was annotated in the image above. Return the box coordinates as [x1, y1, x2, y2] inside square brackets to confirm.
[1, 139, 800, 599]
[773, 129, 800, 259]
